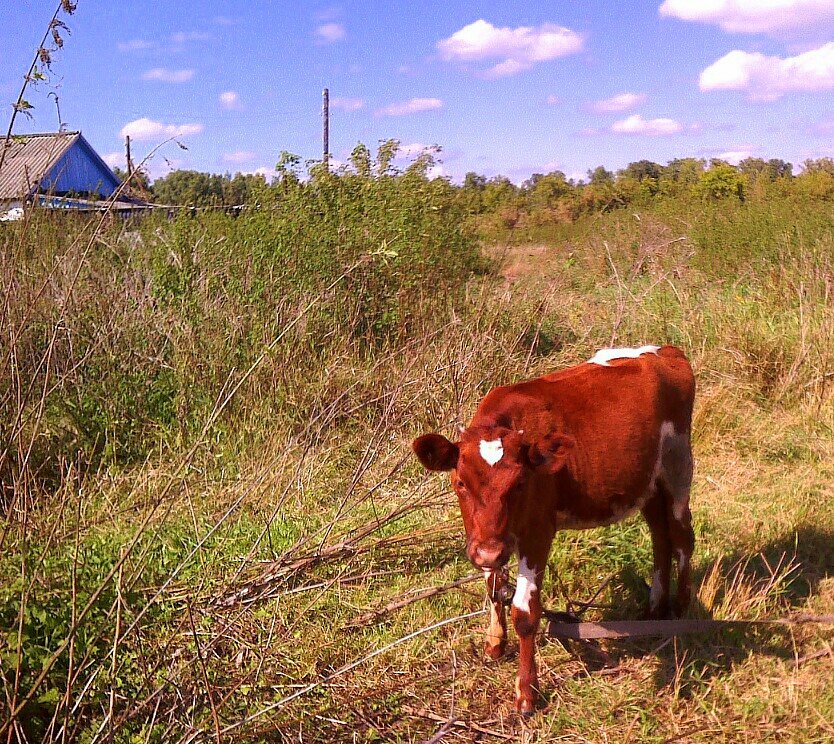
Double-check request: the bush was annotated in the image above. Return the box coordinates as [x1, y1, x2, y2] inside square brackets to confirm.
[1, 158, 482, 482]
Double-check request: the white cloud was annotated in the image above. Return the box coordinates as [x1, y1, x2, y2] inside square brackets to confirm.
[315, 22, 346, 43]
[591, 92, 647, 113]
[118, 39, 154, 52]
[375, 97, 443, 117]
[120, 118, 204, 142]
[223, 151, 256, 164]
[251, 166, 278, 180]
[170, 31, 212, 44]
[659, 0, 834, 35]
[331, 97, 364, 111]
[142, 68, 195, 83]
[102, 152, 123, 169]
[399, 143, 428, 157]
[219, 91, 242, 110]
[700, 43, 834, 100]
[437, 19, 584, 77]
[717, 149, 755, 164]
[546, 94, 561, 105]
[146, 158, 187, 183]
[611, 114, 683, 135]
[427, 164, 446, 180]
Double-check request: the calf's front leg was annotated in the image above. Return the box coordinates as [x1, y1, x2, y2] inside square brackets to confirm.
[512, 548, 547, 716]
[484, 568, 508, 659]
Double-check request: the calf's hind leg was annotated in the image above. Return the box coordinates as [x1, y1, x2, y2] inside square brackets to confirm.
[642, 495, 673, 619]
[659, 439, 695, 615]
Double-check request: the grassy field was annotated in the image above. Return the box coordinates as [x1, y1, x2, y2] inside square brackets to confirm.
[2, 186, 834, 742]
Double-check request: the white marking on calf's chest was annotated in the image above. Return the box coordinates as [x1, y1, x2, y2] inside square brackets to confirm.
[479, 438, 504, 466]
[512, 556, 537, 612]
[588, 345, 660, 366]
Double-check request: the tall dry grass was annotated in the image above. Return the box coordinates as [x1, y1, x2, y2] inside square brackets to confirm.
[1, 186, 833, 741]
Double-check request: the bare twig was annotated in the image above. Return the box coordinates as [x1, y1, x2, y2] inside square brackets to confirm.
[217, 609, 486, 737]
[346, 573, 482, 628]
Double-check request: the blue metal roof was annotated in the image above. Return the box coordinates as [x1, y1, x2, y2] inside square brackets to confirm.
[40, 134, 120, 198]
[0, 131, 120, 201]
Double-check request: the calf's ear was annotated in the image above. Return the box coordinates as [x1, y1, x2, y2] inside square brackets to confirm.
[412, 434, 459, 471]
[526, 432, 575, 474]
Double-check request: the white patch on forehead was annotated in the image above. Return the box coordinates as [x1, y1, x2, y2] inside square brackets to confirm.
[588, 345, 661, 367]
[512, 556, 537, 613]
[479, 438, 504, 466]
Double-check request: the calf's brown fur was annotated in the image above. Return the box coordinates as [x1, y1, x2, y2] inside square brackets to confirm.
[412, 345, 695, 715]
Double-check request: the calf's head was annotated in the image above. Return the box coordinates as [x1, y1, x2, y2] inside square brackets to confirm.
[412, 426, 574, 569]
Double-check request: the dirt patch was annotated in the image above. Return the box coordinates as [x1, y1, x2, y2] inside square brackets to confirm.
[487, 243, 567, 285]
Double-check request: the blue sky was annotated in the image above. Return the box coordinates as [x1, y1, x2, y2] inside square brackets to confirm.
[3, 0, 834, 183]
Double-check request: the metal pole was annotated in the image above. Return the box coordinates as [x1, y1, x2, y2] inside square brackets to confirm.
[322, 88, 329, 170]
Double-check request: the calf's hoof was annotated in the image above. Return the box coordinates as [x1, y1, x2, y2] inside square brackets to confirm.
[484, 640, 506, 660]
[515, 695, 536, 718]
[673, 595, 691, 618]
[643, 602, 672, 621]
[515, 681, 537, 717]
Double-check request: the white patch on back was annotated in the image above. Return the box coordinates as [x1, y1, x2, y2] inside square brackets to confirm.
[479, 438, 504, 466]
[512, 556, 537, 612]
[588, 345, 661, 367]
[649, 569, 663, 612]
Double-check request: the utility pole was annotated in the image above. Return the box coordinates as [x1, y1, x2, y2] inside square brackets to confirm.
[322, 87, 330, 170]
[125, 135, 133, 179]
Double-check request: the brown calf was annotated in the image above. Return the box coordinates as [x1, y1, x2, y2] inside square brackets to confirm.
[412, 345, 695, 715]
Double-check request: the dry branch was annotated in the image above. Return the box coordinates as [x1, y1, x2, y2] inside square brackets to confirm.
[346, 573, 483, 628]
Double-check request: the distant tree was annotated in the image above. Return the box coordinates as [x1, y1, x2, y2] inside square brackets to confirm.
[766, 158, 792, 179]
[152, 170, 225, 206]
[696, 163, 745, 201]
[802, 158, 834, 175]
[224, 172, 266, 203]
[620, 160, 663, 183]
[481, 176, 516, 203]
[275, 151, 302, 186]
[525, 170, 570, 210]
[462, 172, 487, 191]
[113, 166, 151, 195]
[663, 158, 705, 185]
[522, 173, 544, 191]
[349, 143, 372, 178]
[613, 175, 654, 204]
[587, 165, 614, 185]
[738, 157, 793, 181]
[376, 139, 400, 177]
[795, 160, 834, 200]
[405, 145, 442, 179]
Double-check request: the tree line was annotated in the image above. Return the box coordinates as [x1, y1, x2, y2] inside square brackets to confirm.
[115, 143, 834, 226]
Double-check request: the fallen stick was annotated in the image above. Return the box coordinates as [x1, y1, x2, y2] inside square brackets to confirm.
[346, 573, 483, 628]
[402, 705, 515, 741]
[546, 613, 834, 640]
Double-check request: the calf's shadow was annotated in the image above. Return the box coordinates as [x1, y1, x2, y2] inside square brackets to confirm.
[543, 525, 834, 696]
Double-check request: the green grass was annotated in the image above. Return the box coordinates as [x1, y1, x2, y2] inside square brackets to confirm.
[2, 188, 834, 741]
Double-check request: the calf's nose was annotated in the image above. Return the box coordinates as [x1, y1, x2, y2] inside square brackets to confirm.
[470, 543, 509, 569]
